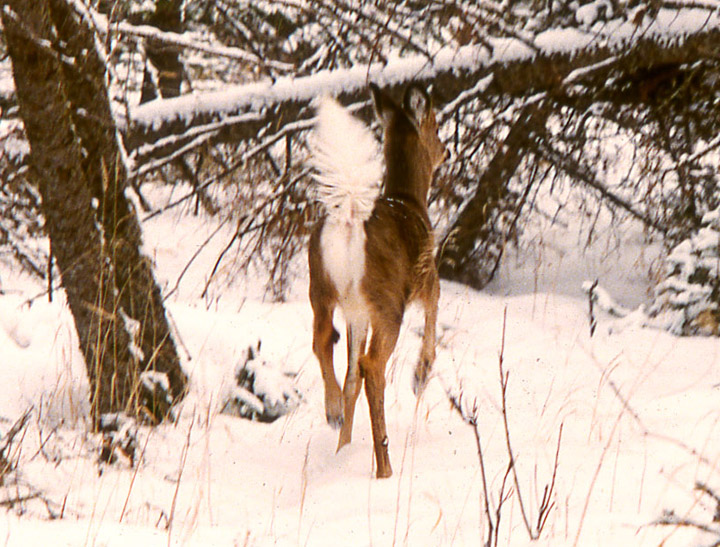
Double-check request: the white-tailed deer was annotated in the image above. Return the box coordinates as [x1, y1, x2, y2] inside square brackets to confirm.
[308, 83, 447, 478]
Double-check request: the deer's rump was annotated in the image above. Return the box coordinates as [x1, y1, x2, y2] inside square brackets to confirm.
[309, 196, 434, 324]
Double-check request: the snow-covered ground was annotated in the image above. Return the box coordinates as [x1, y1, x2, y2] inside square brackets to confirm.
[1, 183, 719, 546]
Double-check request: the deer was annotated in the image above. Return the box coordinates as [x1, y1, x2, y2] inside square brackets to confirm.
[308, 82, 448, 478]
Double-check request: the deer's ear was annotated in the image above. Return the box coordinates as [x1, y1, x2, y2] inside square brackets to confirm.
[403, 84, 431, 125]
[370, 83, 397, 127]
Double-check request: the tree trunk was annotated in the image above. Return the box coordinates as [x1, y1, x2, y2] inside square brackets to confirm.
[437, 103, 551, 288]
[2, 0, 187, 425]
[139, 0, 184, 102]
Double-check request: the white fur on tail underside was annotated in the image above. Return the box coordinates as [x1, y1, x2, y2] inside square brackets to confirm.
[311, 97, 381, 320]
[310, 96, 382, 224]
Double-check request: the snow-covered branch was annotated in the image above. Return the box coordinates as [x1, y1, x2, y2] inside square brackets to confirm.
[88, 7, 293, 73]
[126, 6, 720, 162]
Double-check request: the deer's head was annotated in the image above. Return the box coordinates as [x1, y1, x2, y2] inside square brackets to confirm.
[372, 83, 447, 164]
[370, 83, 448, 203]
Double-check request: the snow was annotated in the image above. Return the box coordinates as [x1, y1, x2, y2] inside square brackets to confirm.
[221, 345, 301, 422]
[86, 5, 292, 73]
[140, 371, 170, 397]
[576, 1, 614, 27]
[6, 6, 720, 538]
[122, 311, 145, 362]
[0, 120, 30, 162]
[582, 280, 631, 317]
[1, 176, 719, 545]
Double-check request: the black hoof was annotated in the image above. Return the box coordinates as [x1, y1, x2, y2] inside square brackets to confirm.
[326, 413, 344, 430]
[412, 370, 428, 396]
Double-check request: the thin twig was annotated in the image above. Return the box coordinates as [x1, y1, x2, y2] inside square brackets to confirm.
[696, 482, 720, 508]
[497, 307, 537, 540]
[163, 216, 231, 302]
[654, 510, 720, 536]
[167, 412, 195, 544]
[588, 279, 599, 337]
[494, 462, 513, 547]
[448, 393, 495, 547]
[537, 422, 563, 534]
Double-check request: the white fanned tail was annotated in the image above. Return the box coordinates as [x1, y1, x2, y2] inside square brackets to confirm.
[311, 96, 381, 326]
[310, 96, 382, 224]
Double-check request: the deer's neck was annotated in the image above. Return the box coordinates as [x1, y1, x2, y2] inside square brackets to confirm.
[381, 138, 432, 209]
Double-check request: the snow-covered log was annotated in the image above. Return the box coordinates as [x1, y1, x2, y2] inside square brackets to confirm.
[221, 343, 301, 423]
[125, 7, 720, 166]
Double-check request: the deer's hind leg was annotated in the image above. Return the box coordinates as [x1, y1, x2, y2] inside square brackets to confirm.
[337, 320, 368, 451]
[413, 270, 439, 395]
[361, 319, 401, 479]
[311, 300, 343, 429]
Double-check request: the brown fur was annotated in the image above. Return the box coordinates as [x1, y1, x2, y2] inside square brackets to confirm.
[308, 83, 447, 478]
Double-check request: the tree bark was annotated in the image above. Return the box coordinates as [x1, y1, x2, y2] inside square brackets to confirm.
[2, 0, 187, 425]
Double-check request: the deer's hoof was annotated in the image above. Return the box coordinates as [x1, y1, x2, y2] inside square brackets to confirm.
[376, 467, 393, 479]
[412, 368, 428, 396]
[325, 391, 344, 429]
[326, 411, 344, 429]
[376, 456, 393, 479]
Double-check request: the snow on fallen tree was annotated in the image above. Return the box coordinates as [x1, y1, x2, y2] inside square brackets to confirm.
[6, 5, 720, 170]
[7, 5, 720, 174]
[125, 6, 720, 168]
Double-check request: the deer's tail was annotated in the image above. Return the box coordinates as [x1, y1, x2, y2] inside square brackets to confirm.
[310, 97, 382, 225]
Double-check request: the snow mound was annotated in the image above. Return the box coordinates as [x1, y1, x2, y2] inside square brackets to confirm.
[648, 206, 720, 335]
[221, 342, 301, 423]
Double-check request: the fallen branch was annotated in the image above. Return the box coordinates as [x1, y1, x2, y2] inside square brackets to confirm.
[124, 6, 720, 161]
